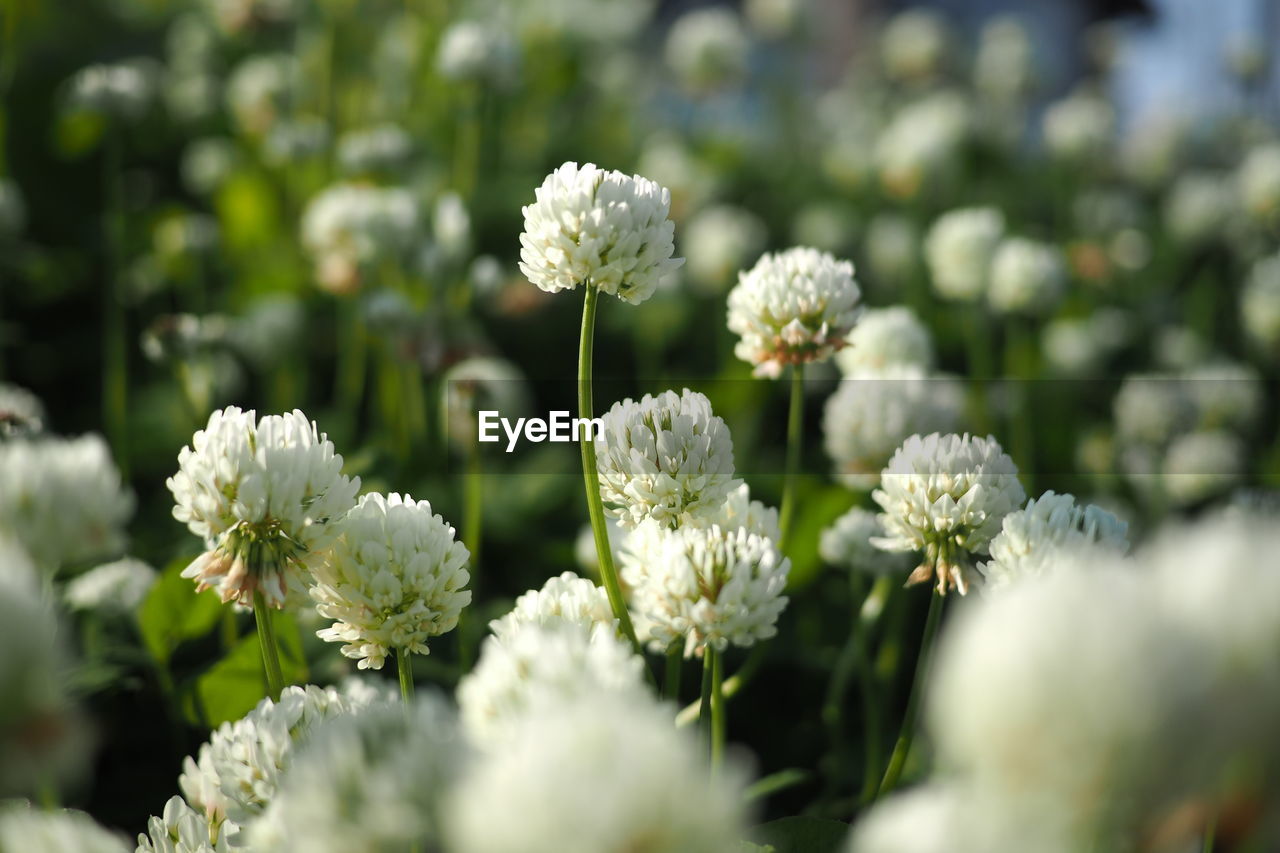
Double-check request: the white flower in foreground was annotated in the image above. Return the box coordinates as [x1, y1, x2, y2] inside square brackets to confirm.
[489, 571, 616, 641]
[924, 208, 1005, 302]
[458, 623, 648, 747]
[310, 492, 471, 670]
[137, 796, 229, 853]
[621, 520, 789, 656]
[445, 693, 750, 853]
[249, 696, 464, 853]
[978, 492, 1128, 591]
[596, 389, 738, 530]
[0, 434, 133, 572]
[820, 507, 914, 575]
[727, 247, 862, 378]
[300, 183, 419, 294]
[987, 237, 1066, 315]
[0, 803, 129, 853]
[64, 557, 156, 614]
[168, 407, 360, 609]
[823, 367, 965, 491]
[518, 161, 683, 305]
[1243, 252, 1280, 356]
[1162, 430, 1244, 506]
[1042, 89, 1114, 162]
[1238, 141, 1280, 221]
[834, 306, 934, 374]
[179, 683, 383, 834]
[0, 383, 44, 437]
[872, 433, 1025, 595]
[682, 204, 767, 294]
[665, 7, 750, 93]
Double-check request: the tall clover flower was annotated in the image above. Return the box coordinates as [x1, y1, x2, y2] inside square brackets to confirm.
[167, 407, 359, 698]
[309, 492, 471, 695]
[518, 161, 683, 649]
[727, 246, 861, 544]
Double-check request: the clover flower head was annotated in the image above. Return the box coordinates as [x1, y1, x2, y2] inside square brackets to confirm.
[518, 161, 683, 305]
[310, 492, 471, 670]
[1042, 89, 1115, 161]
[1162, 430, 1244, 507]
[137, 796, 230, 853]
[727, 246, 863, 378]
[489, 571, 617, 641]
[596, 389, 738, 529]
[987, 237, 1066, 315]
[834, 306, 934, 374]
[872, 433, 1025, 595]
[225, 53, 298, 136]
[0, 803, 128, 853]
[1238, 141, 1280, 221]
[875, 92, 972, 199]
[692, 481, 781, 542]
[683, 204, 767, 294]
[0, 383, 44, 438]
[665, 7, 750, 93]
[301, 183, 420, 294]
[167, 406, 360, 609]
[436, 20, 520, 86]
[66, 59, 157, 121]
[1242, 253, 1280, 356]
[64, 557, 156, 614]
[974, 16, 1034, 101]
[924, 207, 1005, 302]
[881, 9, 952, 83]
[820, 507, 915, 575]
[336, 123, 413, 176]
[978, 492, 1128, 591]
[1164, 172, 1232, 244]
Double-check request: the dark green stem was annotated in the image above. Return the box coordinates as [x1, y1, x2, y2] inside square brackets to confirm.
[252, 591, 285, 701]
[397, 648, 415, 705]
[710, 646, 726, 772]
[877, 589, 945, 799]
[778, 364, 804, 548]
[664, 645, 683, 701]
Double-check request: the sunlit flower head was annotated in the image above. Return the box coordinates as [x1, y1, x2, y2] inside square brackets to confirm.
[489, 571, 617, 641]
[1238, 141, 1280, 223]
[880, 9, 952, 84]
[978, 492, 1128, 591]
[136, 796, 228, 853]
[924, 207, 1005, 302]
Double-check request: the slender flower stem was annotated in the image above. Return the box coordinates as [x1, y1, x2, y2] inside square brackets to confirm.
[664, 645, 683, 701]
[699, 648, 714, 748]
[778, 364, 805, 549]
[252, 591, 285, 701]
[877, 588, 945, 799]
[397, 648, 416, 705]
[1201, 813, 1217, 853]
[102, 130, 128, 474]
[577, 284, 640, 649]
[457, 448, 484, 670]
[710, 646, 726, 773]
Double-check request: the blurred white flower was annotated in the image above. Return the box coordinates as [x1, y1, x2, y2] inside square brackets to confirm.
[458, 622, 648, 747]
[310, 492, 471, 670]
[207, 0, 296, 35]
[872, 433, 1025, 595]
[819, 507, 914, 575]
[845, 785, 971, 853]
[875, 91, 972, 199]
[225, 53, 298, 136]
[337, 124, 413, 176]
[137, 796, 229, 853]
[301, 183, 420, 294]
[694, 481, 781, 542]
[1041, 309, 1130, 376]
[248, 696, 463, 853]
[435, 20, 520, 87]
[441, 357, 530, 453]
[621, 520, 788, 656]
[66, 59, 158, 121]
[924, 207, 1005, 302]
[1238, 141, 1280, 222]
[445, 692, 750, 853]
[0, 383, 44, 437]
[1243, 252, 1280, 356]
[518, 161, 683, 305]
[262, 117, 330, 167]
[987, 237, 1066, 315]
[727, 246, 862, 378]
[665, 7, 750, 93]
[0, 434, 133, 572]
[823, 367, 965, 491]
[1164, 172, 1232, 244]
[1184, 361, 1262, 431]
[167, 407, 360, 608]
[1163, 430, 1244, 507]
[1113, 373, 1196, 447]
[0, 803, 128, 853]
[744, 0, 806, 39]
[683, 205, 767, 294]
[573, 517, 627, 575]
[978, 492, 1128, 591]
[1041, 89, 1114, 162]
[835, 306, 933, 374]
[864, 214, 920, 285]
[974, 16, 1034, 102]
[596, 389, 738, 530]
[181, 137, 238, 196]
[489, 571, 616, 641]
[880, 9, 951, 84]
[64, 557, 156, 614]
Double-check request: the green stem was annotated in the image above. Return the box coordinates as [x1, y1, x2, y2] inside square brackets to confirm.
[877, 589, 945, 799]
[1201, 813, 1216, 853]
[710, 646, 726, 772]
[397, 648, 415, 705]
[698, 648, 714, 735]
[823, 570, 884, 807]
[457, 449, 483, 671]
[578, 285, 640, 649]
[664, 645, 683, 701]
[778, 364, 804, 549]
[102, 130, 128, 474]
[252, 591, 285, 701]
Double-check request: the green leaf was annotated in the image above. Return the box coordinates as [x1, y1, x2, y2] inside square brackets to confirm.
[749, 817, 849, 853]
[784, 487, 858, 591]
[187, 610, 309, 727]
[136, 556, 225, 665]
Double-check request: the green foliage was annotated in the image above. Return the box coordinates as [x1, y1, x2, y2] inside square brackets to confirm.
[136, 556, 224, 666]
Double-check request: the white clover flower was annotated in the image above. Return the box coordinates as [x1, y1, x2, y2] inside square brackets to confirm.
[1164, 172, 1232, 245]
[1042, 89, 1114, 161]
[621, 520, 789, 656]
[167, 407, 360, 609]
[207, 0, 296, 34]
[518, 161, 683, 305]
[310, 492, 471, 670]
[181, 138, 238, 196]
[573, 517, 627, 574]
[845, 785, 968, 853]
[834, 306, 933, 374]
[987, 237, 1066, 315]
[336, 124, 413, 176]
[820, 507, 914, 575]
[864, 214, 920, 284]
[179, 683, 383, 834]
[445, 692, 751, 853]
[727, 247, 862, 377]
[248, 696, 464, 853]
[436, 20, 519, 86]
[978, 492, 1128, 591]
[875, 92, 972, 199]
[0, 178, 26, 241]
[64, 557, 156, 614]
[1184, 361, 1262, 431]
[66, 59, 157, 121]
[458, 622, 648, 747]
[872, 433, 1025, 595]
[441, 357, 530, 453]
[225, 53, 298, 136]
[693, 481, 781, 542]
[1162, 430, 1244, 507]
[0, 434, 133, 572]
[300, 183, 420, 294]
[1113, 373, 1196, 447]
[489, 571, 616, 641]
[880, 9, 951, 84]
[137, 796, 230, 853]
[682, 204, 767, 294]
[822, 367, 965, 491]
[974, 16, 1034, 102]
[595, 389, 738, 530]
[1238, 141, 1280, 222]
[1243, 252, 1280, 356]
[924, 207, 1005, 302]
[1041, 309, 1130, 376]
[0, 803, 129, 853]
[665, 7, 750, 93]
[0, 383, 44, 437]
[433, 191, 472, 260]
[262, 117, 330, 167]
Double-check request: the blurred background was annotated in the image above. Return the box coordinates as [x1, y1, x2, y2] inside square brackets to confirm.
[2, 0, 1279, 838]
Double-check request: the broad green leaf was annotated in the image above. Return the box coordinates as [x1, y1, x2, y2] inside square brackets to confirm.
[785, 486, 858, 590]
[749, 817, 849, 853]
[136, 556, 224, 665]
[188, 611, 309, 727]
